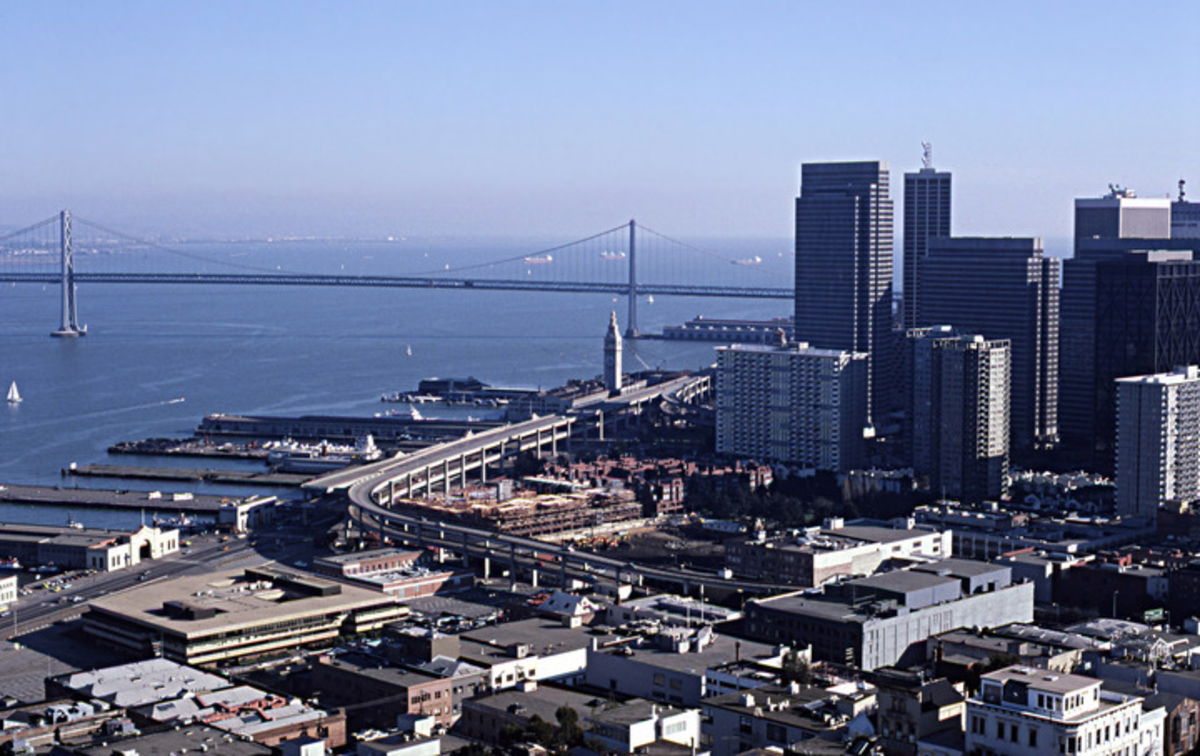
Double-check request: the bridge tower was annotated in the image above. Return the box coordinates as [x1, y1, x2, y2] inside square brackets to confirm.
[626, 219, 639, 338]
[51, 210, 86, 338]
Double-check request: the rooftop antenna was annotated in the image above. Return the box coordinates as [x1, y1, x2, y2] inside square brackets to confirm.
[921, 141, 933, 170]
[1180, 179, 1187, 203]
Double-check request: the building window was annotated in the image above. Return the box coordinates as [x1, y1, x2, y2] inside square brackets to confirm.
[1029, 727, 1038, 747]
[766, 723, 787, 744]
[997, 721, 1005, 740]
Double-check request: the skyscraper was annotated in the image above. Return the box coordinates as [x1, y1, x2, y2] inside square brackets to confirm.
[1060, 188, 1200, 470]
[1115, 365, 1200, 522]
[715, 342, 868, 472]
[917, 237, 1059, 456]
[1073, 187, 1171, 252]
[902, 143, 951, 330]
[794, 161, 893, 419]
[911, 334, 1010, 502]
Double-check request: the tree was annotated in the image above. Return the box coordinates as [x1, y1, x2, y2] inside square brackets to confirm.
[780, 648, 812, 685]
[555, 706, 584, 749]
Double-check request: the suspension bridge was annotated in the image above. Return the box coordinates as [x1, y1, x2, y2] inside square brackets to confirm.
[0, 211, 793, 337]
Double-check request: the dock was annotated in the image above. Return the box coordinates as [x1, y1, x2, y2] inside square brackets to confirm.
[0, 484, 233, 514]
[108, 438, 270, 460]
[63, 465, 311, 488]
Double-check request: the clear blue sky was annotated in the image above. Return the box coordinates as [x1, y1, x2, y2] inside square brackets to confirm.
[1, 1, 1196, 241]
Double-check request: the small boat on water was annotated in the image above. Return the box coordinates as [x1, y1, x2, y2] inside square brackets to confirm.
[6, 382, 21, 404]
[523, 254, 553, 264]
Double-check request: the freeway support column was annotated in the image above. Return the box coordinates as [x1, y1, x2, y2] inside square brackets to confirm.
[460, 531, 470, 568]
[442, 459, 450, 495]
[480, 449, 487, 484]
[509, 543, 518, 590]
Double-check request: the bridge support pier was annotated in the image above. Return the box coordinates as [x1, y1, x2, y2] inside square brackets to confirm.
[530, 568, 539, 588]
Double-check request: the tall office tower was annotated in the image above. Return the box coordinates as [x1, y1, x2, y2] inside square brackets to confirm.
[715, 342, 868, 472]
[911, 334, 1010, 502]
[794, 161, 893, 420]
[1073, 186, 1171, 252]
[603, 311, 623, 393]
[1115, 366, 1200, 522]
[1174, 179, 1200, 238]
[902, 143, 951, 330]
[1060, 188, 1200, 470]
[917, 237, 1059, 457]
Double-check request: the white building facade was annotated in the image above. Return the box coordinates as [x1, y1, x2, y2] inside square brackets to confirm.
[965, 666, 1161, 756]
[1116, 365, 1200, 521]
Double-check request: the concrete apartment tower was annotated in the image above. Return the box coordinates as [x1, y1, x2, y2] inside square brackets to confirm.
[1115, 365, 1200, 522]
[604, 310, 623, 393]
[917, 237, 1059, 457]
[714, 342, 868, 472]
[911, 334, 1011, 502]
[794, 161, 893, 421]
[902, 143, 952, 330]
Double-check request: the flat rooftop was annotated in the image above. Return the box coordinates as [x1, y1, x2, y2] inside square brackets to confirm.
[830, 524, 936, 545]
[462, 618, 607, 655]
[86, 568, 398, 639]
[910, 558, 1007, 578]
[602, 632, 780, 674]
[73, 722, 273, 755]
[849, 569, 958, 594]
[314, 548, 421, 566]
[54, 658, 228, 708]
[981, 665, 1100, 695]
[467, 685, 612, 723]
[318, 652, 443, 689]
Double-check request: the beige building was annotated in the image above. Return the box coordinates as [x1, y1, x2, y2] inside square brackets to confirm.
[83, 567, 407, 665]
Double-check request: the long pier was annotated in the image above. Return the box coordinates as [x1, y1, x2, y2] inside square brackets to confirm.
[64, 464, 310, 488]
[0, 484, 232, 514]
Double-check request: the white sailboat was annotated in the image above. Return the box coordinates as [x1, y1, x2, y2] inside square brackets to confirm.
[6, 382, 21, 404]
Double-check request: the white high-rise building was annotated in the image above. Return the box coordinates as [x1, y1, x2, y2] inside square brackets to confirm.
[1115, 365, 1200, 521]
[965, 666, 1162, 756]
[715, 342, 868, 472]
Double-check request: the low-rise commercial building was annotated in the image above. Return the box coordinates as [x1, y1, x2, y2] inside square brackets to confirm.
[82, 567, 407, 664]
[743, 561, 1034, 670]
[457, 684, 604, 745]
[584, 627, 783, 707]
[726, 520, 951, 587]
[0, 523, 178, 572]
[585, 700, 701, 754]
[872, 669, 964, 756]
[311, 653, 452, 729]
[702, 684, 876, 756]
[964, 665, 1161, 756]
[48, 659, 345, 750]
[458, 618, 601, 689]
